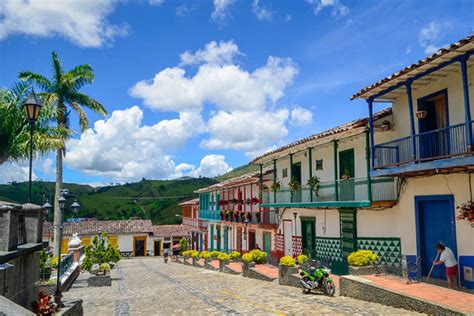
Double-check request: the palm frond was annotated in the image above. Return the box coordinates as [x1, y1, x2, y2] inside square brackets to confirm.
[67, 92, 107, 116]
[63, 64, 95, 91]
[18, 72, 53, 92]
[51, 51, 63, 87]
[70, 102, 90, 131]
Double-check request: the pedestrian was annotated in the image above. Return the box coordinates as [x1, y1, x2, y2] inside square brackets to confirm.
[433, 243, 458, 289]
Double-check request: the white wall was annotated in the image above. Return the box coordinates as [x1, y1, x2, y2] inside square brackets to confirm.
[278, 208, 340, 238]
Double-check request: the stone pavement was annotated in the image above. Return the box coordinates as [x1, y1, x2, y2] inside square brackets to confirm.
[63, 257, 420, 315]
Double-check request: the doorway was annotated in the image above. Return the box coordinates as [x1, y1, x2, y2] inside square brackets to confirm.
[417, 89, 449, 160]
[249, 230, 256, 250]
[223, 226, 229, 253]
[283, 220, 293, 256]
[154, 240, 162, 256]
[263, 232, 272, 254]
[236, 227, 242, 252]
[134, 236, 146, 257]
[301, 217, 316, 257]
[415, 195, 457, 280]
[216, 225, 221, 251]
[291, 162, 302, 202]
[339, 149, 355, 201]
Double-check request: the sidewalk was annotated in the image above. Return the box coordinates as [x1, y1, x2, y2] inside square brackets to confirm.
[362, 274, 474, 314]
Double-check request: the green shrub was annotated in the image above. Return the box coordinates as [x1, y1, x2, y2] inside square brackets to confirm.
[179, 238, 189, 252]
[229, 251, 241, 260]
[199, 251, 211, 259]
[242, 253, 253, 263]
[182, 250, 192, 257]
[297, 254, 309, 264]
[218, 253, 231, 261]
[82, 233, 121, 272]
[100, 262, 111, 272]
[348, 250, 378, 267]
[249, 249, 267, 264]
[279, 256, 296, 267]
[190, 250, 200, 258]
[210, 251, 221, 259]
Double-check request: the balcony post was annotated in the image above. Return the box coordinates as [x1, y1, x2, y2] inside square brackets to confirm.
[365, 128, 372, 202]
[308, 147, 313, 202]
[333, 140, 339, 201]
[273, 159, 277, 203]
[406, 79, 417, 161]
[367, 98, 375, 169]
[289, 154, 293, 202]
[460, 55, 472, 152]
[259, 164, 263, 202]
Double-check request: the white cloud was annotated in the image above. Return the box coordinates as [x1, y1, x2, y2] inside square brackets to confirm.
[176, 154, 232, 178]
[129, 42, 297, 113]
[290, 106, 313, 127]
[149, 0, 165, 6]
[0, 0, 127, 47]
[180, 41, 240, 66]
[201, 110, 289, 157]
[419, 22, 444, 54]
[306, 0, 349, 18]
[65, 106, 205, 182]
[0, 161, 36, 184]
[252, 0, 273, 21]
[211, 0, 235, 23]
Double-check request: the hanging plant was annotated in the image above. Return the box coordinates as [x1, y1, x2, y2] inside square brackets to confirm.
[342, 169, 351, 181]
[232, 198, 239, 204]
[306, 176, 321, 196]
[261, 184, 268, 191]
[271, 181, 281, 193]
[380, 120, 391, 131]
[457, 201, 474, 222]
[245, 198, 251, 205]
[289, 177, 300, 193]
[252, 197, 259, 204]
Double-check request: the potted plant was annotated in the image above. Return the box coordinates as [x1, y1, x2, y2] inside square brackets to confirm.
[347, 249, 379, 275]
[289, 177, 300, 194]
[306, 176, 321, 197]
[457, 201, 474, 223]
[220, 210, 225, 220]
[245, 198, 251, 205]
[242, 253, 253, 277]
[278, 256, 297, 286]
[380, 120, 391, 131]
[342, 169, 351, 181]
[218, 252, 231, 272]
[252, 197, 259, 204]
[31, 292, 57, 315]
[416, 106, 427, 119]
[271, 181, 281, 193]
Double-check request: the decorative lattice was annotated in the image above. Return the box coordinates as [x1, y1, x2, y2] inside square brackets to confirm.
[292, 236, 302, 257]
[275, 234, 284, 252]
[357, 238, 402, 270]
[315, 237, 343, 262]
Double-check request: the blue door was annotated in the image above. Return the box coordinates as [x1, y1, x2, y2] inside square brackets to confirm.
[210, 225, 214, 251]
[416, 196, 457, 280]
[223, 226, 229, 253]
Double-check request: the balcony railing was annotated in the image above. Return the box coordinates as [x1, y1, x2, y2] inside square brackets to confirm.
[261, 177, 397, 206]
[199, 209, 220, 220]
[219, 210, 278, 225]
[373, 121, 472, 169]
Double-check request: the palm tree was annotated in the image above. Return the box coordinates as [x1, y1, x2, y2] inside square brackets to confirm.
[20, 52, 107, 257]
[0, 82, 69, 165]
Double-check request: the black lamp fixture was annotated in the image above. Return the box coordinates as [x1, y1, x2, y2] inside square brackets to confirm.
[71, 199, 80, 218]
[23, 91, 43, 203]
[54, 192, 66, 307]
[293, 211, 298, 234]
[57, 194, 66, 210]
[42, 200, 52, 222]
[243, 217, 249, 241]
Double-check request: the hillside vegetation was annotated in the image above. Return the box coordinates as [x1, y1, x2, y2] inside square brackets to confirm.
[0, 178, 216, 225]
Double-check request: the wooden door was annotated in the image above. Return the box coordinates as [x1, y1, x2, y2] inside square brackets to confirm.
[339, 149, 355, 201]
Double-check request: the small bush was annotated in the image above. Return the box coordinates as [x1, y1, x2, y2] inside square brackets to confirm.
[348, 250, 379, 267]
[297, 254, 309, 264]
[210, 251, 221, 259]
[199, 251, 211, 259]
[100, 263, 111, 272]
[229, 251, 241, 260]
[242, 253, 253, 263]
[190, 250, 200, 258]
[279, 256, 296, 267]
[182, 250, 192, 257]
[218, 253, 231, 261]
[249, 249, 267, 264]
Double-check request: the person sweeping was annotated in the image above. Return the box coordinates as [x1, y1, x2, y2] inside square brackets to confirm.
[433, 243, 458, 289]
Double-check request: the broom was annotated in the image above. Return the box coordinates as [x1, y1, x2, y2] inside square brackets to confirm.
[425, 252, 440, 283]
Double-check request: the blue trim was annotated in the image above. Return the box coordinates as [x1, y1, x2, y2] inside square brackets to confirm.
[406, 80, 417, 160]
[370, 51, 474, 100]
[370, 155, 474, 177]
[367, 98, 375, 169]
[461, 56, 473, 150]
[414, 195, 458, 271]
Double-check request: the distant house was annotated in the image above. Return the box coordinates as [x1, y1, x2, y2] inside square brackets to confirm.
[43, 219, 153, 257]
[151, 224, 198, 255]
[179, 198, 208, 251]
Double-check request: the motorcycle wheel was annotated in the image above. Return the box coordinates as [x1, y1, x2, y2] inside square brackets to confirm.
[323, 280, 336, 297]
[301, 277, 311, 294]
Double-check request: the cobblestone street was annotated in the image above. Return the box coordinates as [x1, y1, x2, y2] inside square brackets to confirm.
[64, 258, 420, 315]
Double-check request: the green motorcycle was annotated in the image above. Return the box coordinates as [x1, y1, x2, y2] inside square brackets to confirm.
[299, 260, 336, 296]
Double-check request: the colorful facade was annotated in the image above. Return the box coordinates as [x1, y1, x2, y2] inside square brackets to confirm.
[179, 198, 208, 251]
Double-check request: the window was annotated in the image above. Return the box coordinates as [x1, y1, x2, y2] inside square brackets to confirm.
[282, 168, 288, 178]
[316, 159, 323, 170]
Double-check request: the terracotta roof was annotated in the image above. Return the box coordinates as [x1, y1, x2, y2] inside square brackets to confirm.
[252, 107, 392, 164]
[43, 219, 153, 237]
[152, 224, 198, 238]
[178, 198, 199, 206]
[351, 34, 474, 100]
[194, 167, 273, 193]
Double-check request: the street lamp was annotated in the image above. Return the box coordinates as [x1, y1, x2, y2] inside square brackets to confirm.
[293, 211, 297, 235]
[71, 199, 80, 219]
[42, 200, 52, 222]
[23, 91, 43, 203]
[54, 192, 66, 307]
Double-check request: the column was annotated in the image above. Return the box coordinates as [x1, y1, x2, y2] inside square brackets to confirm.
[289, 154, 293, 202]
[460, 55, 472, 152]
[406, 80, 417, 161]
[333, 140, 339, 201]
[273, 159, 277, 203]
[308, 147, 313, 202]
[365, 129, 372, 202]
[367, 98, 375, 169]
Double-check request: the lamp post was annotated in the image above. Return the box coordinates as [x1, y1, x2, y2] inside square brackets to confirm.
[23, 91, 43, 203]
[293, 211, 297, 235]
[54, 193, 66, 306]
[42, 200, 52, 222]
[71, 199, 80, 220]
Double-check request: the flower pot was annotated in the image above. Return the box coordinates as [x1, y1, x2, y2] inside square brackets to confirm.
[416, 111, 427, 119]
[381, 124, 391, 131]
[342, 175, 350, 181]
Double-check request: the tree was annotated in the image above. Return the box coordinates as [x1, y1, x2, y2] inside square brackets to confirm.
[20, 52, 107, 257]
[0, 82, 68, 165]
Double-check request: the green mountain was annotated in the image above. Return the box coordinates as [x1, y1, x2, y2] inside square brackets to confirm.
[215, 163, 259, 182]
[0, 178, 217, 225]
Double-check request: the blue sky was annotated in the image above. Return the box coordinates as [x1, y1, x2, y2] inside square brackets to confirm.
[0, 0, 473, 185]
